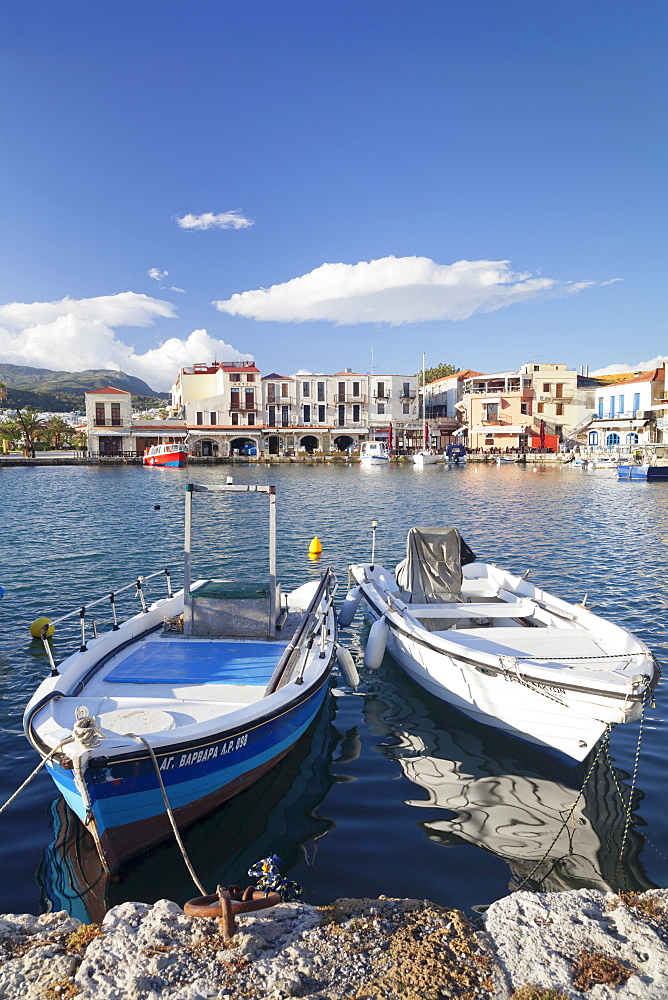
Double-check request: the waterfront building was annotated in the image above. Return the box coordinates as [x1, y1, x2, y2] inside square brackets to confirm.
[85, 387, 186, 458]
[582, 366, 667, 453]
[460, 363, 594, 452]
[421, 370, 482, 450]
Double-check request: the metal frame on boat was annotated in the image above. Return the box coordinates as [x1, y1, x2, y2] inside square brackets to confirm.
[343, 526, 659, 762]
[24, 483, 340, 871]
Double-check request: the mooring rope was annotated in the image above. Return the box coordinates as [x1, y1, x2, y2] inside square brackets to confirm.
[0, 738, 73, 815]
[510, 725, 613, 894]
[129, 734, 207, 896]
[614, 692, 649, 881]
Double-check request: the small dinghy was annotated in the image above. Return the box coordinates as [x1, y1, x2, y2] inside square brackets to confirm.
[343, 526, 658, 762]
[24, 482, 343, 871]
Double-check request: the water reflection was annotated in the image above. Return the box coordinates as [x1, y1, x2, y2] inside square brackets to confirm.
[364, 662, 655, 896]
[38, 703, 341, 921]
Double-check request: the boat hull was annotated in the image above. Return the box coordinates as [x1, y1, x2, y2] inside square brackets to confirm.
[46, 674, 330, 871]
[617, 464, 668, 481]
[412, 452, 439, 466]
[143, 451, 187, 468]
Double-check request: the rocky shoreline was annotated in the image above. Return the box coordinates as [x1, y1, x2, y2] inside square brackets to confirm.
[1, 889, 667, 1000]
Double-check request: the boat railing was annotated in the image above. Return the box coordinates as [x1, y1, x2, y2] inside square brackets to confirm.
[36, 568, 174, 675]
[264, 568, 336, 695]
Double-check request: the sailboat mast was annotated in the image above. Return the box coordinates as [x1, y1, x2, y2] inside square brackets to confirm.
[422, 352, 426, 450]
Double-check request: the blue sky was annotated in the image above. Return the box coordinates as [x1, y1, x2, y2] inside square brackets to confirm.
[0, 0, 665, 389]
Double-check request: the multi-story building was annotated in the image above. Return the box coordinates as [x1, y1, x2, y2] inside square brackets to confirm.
[421, 370, 481, 450]
[460, 363, 593, 452]
[584, 367, 667, 452]
[172, 362, 420, 457]
[85, 387, 187, 457]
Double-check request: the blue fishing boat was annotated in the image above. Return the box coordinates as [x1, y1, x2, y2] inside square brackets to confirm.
[24, 483, 347, 871]
[617, 463, 668, 481]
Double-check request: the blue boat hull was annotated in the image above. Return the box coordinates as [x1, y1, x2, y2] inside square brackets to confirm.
[46, 676, 330, 870]
[617, 465, 668, 481]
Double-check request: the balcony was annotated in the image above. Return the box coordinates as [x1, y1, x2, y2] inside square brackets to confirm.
[94, 419, 125, 427]
[335, 393, 366, 403]
[400, 389, 416, 399]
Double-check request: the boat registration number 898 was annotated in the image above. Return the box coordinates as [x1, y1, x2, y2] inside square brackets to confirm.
[159, 732, 248, 771]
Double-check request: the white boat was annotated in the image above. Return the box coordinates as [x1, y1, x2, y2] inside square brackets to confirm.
[443, 444, 467, 465]
[412, 352, 439, 466]
[412, 451, 439, 466]
[495, 456, 517, 465]
[360, 441, 390, 465]
[342, 526, 658, 762]
[24, 482, 350, 872]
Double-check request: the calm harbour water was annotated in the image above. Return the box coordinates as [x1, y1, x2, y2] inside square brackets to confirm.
[1, 461, 667, 919]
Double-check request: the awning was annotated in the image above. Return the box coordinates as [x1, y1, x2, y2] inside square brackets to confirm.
[470, 425, 529, 434]
[453, 425, 468, 436]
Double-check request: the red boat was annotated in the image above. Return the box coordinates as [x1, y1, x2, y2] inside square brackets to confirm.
[143, 442, 188, 467]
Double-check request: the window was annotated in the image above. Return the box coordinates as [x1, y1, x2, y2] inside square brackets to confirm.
[246, 373, 255, 382]
[352, 381, 360, 397]
[230, 373, 241, 382]
[556, 403, 564, 416]
[618, 395, 625, 414]
[377, 381, 386, 398]
[484, 403, 498, 420]
[485, 437, 494, 445]
[196, 412, 203, 425]
[302, 382, 311, 398]
[111, 403, 121, 426]
[606, 432, 620, 446]
[627, 432, 638, 444]
[231, 412, 239, 425]
[303, 404, 311, 423]
[543, 383, 550, 393]
[598, 397, 604, 418]
[245, 389, 255, 409]
[268, 405, 276, 427]
[402, 382, 410, 397]
[281, 383, 289, 397]
[537, 402, 545, 414]
[609, 396, 615, 418]
[555, 383, 563, 398]
[588, 431, 599, 445]
[338, 381, 345, 401]
[377, 403, 385, 414]
[281, 405, 289, 426]
[533, 365, 540, 371]
[317, 382, 325, 401]
[318, 405, 326, 422]
[338, 404, 345, 426]
[247, 413, 255, 425]
[520, 402, 529, 415]
[633, 392, 640, 413]
[352, 404, 360, 422]
[403, 402, 410, 414]
[95, 403, 105, 425]
[266, 384, 277, 403]
[210, 411, 217, 424]
[230, 389, 240, 410]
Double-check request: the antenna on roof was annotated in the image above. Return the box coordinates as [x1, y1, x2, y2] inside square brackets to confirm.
[371, 343, 375, 376]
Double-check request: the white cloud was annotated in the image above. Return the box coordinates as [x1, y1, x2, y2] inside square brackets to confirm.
[213, 256, 596, 325]
[600, 277, 623, 286]
[0, 292, 250, 391]
[176, 211, 254, 231]
[148, 268, 169, 281]
[169, 286, 186, 294]
[592, 356, 668, 376]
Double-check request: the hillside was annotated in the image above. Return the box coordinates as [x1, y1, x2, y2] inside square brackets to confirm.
[0, 363, 168, 411]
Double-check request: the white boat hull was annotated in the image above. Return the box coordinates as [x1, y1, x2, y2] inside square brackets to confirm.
[349, 561, 657, 763]
[412, 452, 439, 466]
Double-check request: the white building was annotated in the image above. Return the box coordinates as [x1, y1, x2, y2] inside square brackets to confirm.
[585, 367, 667, 452]
[85, 387, 186, 458]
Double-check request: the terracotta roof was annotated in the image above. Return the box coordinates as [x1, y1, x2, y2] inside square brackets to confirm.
[596, 367, 664, 387]
[85, 386, 131, 395]
[262, 373, 293, 381]
[331, 371, 367, 377]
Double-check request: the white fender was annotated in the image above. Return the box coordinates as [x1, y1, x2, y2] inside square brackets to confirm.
[336, 645, 359, 689]
[338, 587, 362, 627]
[364, 616, 389, 669]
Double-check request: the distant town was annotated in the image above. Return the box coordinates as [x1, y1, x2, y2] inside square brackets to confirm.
[1, 357, 667, 460]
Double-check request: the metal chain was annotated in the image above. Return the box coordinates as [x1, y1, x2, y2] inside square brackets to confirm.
[511, 725, 612, 894]
[614, 692, 649, 879]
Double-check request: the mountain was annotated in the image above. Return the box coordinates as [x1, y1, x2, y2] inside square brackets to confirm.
[0, 364, 169, 411]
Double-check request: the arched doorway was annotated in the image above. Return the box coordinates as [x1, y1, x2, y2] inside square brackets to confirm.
[230, 437, 258, 456]
[300, 435, 319, 454]
[334, 435, 354, 452]
[198, 438, 218, 458]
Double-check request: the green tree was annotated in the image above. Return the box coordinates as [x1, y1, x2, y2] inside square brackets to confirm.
[0, 381, 7, 404]
[417, 362, 461, 385]
[0, 419, 21, 451]
[44, 415, 73, 449]
[15, 408, 45, 457]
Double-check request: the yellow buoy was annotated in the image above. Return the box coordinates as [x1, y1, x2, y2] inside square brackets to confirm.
[308, 536, 322, 555]
[30, 617, 55, 639]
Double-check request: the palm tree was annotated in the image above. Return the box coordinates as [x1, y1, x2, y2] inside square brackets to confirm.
[0, 382, 8, 404]
[0, 419, 21, 452]
[44, 415, 73, 449]
[15, 409, 45, 457]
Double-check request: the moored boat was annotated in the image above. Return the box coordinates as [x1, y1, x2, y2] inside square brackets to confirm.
[143, 442, 188, 467]
[24, 483, 343, 871]
[343, 526, 658, 762]
[360, 441, 390, 465]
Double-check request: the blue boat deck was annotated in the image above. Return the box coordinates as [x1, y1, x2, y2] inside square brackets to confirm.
[104, 639, 284, 686]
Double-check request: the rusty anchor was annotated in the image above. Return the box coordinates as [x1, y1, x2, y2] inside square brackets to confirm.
[184, 884, 281, 940]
